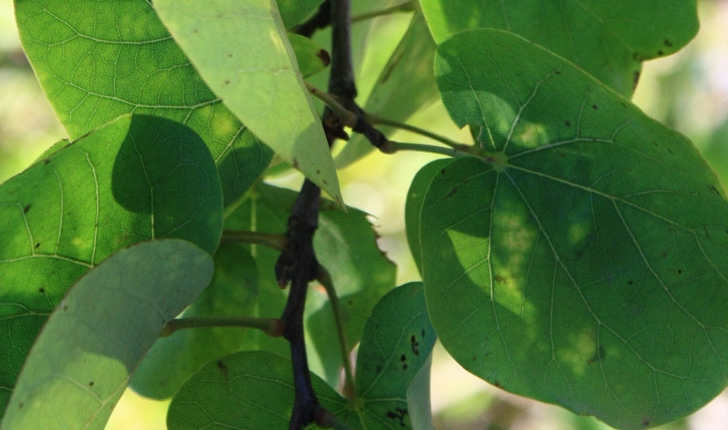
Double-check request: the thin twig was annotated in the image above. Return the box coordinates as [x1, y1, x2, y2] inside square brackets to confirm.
[388, 141, 474, 158]
[316, 265, 356, 399]
[160, 317, 283, 337]
[221, 230, 286, 250]
[307, 83, 357, 128]
[367, 113, 470, 150]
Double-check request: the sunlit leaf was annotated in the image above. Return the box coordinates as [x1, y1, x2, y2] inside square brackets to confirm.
[1, 239, 214, 429]
[131, 244, 258, 399]
[407, 28, 728, 428]
[0, 114, 223, 415]
[155, 0, 342, 204]
[14, 0, 270, 205]
[419, 0, 698, 96]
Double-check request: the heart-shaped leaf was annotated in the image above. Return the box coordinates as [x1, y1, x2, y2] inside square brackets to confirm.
[407, 28, 728, 428]
[1, 239, 214, 429]
[419, 0, 698, 96]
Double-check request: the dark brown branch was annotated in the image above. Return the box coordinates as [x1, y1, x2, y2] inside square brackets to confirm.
[275, 180, 323, 430]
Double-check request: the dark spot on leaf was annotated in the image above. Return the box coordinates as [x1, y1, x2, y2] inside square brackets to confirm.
[400, 354, 406, 362]
[657, 50, 664, 56]
[217, 360, 229, 381]
[376, 365, 383, 373]
[347, 299, 353, 305]
[63, 305, 68, 311]
[642, 418, 651, 427]
[633, 52, 639, 60]
[38, 288, 45, 293]
[316, 169, 320, 174]
[555, 70, 562, 75]
[44, 158, 51, 165]
[677, 269, 683, 274]
[565, 120, 571, 127]
[224, 80, 230, 85]
[494, 380, 502, 388]
[628, 280, 633, 285]
[587, 345, 607, 364]
[494, 275, 509, 284]
[664, 39, 672, 47]
[35, 243, 40, 249]
[667, 148, 673, 154]
[633, 71, 640, 89]
[292, 159, 299, 168]
[560, 153, 566, 158]
[421, 329, 425, 338]
[402, 363, 408, 370]
[89, 381, 94, 386]
[440, 169, 446, 175]
[227, 53, 233, 58]
[322, 179, 328, 185]
[410, 334, 420, 355]
[652, 141, 659, 146]
[592, 104, 598, 110]
[444, 186, 459, 199]
[23, 204, 30, 214]
[708, 184, 721, 196]
[193, 28, 198, 33]
[386, 407, 408, 427]
[317, 49, 331, 67]
[18, 402, 22, 409]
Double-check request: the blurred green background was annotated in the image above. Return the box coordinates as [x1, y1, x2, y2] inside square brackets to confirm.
[1, 0, 727, 429]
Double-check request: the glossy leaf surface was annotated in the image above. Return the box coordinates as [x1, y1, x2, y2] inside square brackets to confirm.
[0, 114, 223, 415]
[407, 29, 728, 428]
[155, 0, 342, 204]
[14, 0, 270, 205]
[419, 0, 698, 96]
[2, 239, 214, 429]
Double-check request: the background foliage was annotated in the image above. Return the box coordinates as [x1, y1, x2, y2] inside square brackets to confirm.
[1, 0, 727, 429]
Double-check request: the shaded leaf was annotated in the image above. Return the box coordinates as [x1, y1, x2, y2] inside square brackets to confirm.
[0, 114, 223, 416]
[407, 28, 728, 428]
[1, 239, 214, 429]
[419, 0, 698, 96]
[130, 244, 258, 399]
[277, 0, 326, 28]
[336, 282, 436, 429]
[155, 0, 342, 204]
[167, 282, 434, 430]
[14, 0, 271, 205]
[224, 183, 396, 386]
[167, 351, 343, 430]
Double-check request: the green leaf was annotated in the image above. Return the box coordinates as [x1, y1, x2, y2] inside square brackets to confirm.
[336, 12, 438, 168]
[288, 33, 330, 78]
[419, 0, 698, 96]
[277, 0, 326, 28]
[166, 351, 343, 430]
[406, 354, 434, 430]
[155, 0, 342, 204]
[336, 282, 436, 429]
[14, 0, 271, 205]
[224, 183, 396, 385]
[0, 114, 223, 416]
[1, 239, 214, 430]
[167, 283, 434, 429]
[130, 244, 258, 399]
[407, 28, 728, 428]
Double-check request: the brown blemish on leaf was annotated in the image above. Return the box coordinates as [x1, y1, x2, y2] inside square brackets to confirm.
[592, 104, 598, 110]
[494, 275, 509, 284]
[23, 204, 31, 214]
[217, 360, 229, 382]
[317, 49, 331, 67]
[565, 120, 571, 127]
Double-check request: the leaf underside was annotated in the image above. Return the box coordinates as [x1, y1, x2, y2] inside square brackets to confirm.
[2, 240, 214, 429]
[408, 28, 728, 429]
